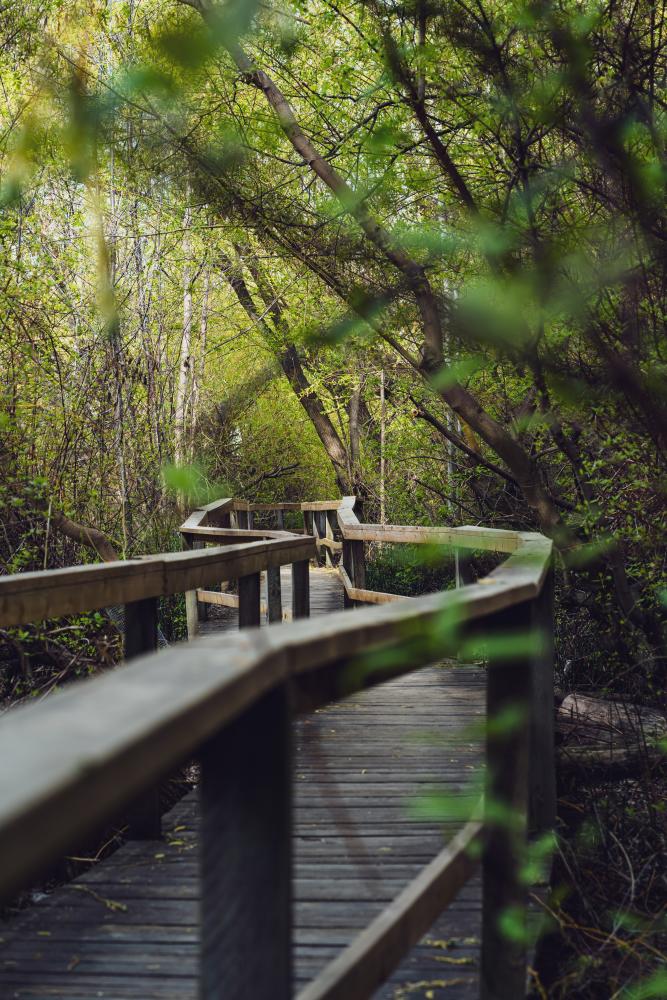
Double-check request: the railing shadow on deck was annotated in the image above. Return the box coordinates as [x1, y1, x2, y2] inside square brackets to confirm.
[0, 496, 555, 1000]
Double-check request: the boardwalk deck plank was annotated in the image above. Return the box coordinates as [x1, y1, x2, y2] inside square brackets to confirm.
[0, 568, 485, 999]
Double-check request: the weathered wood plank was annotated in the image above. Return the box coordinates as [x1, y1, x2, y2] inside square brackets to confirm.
[183, 526, 295, 542]
[196, 589, 239, 609]
[336, 500, 526, 554]
[247, 503, 303, 512]
[0, 537, 316, 627]
[297, 821, 482, 1000]
[338, 566, 409, 605]
[300, 501, 343, 512]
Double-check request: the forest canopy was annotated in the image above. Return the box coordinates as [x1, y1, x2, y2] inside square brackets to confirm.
[1, 2, 666, 996]
[2, 0, 664, 691]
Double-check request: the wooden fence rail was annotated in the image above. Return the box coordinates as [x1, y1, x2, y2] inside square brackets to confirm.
[0, 496, 555, 1000]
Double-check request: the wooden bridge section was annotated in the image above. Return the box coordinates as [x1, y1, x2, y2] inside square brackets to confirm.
[0, 498, 555, 1000]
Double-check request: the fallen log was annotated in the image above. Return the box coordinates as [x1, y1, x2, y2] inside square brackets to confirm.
[558, 693, 665, 737]
[556, 692, 666, 781]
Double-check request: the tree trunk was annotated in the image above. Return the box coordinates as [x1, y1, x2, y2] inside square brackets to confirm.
[174, 198, 193, 467]
[219, 248, 355, 493]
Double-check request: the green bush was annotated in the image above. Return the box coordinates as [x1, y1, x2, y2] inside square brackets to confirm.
[365, 544, 455, 597]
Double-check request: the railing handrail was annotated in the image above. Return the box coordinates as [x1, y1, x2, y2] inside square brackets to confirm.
[0, 496, 534, 629]
[0, 535, 315, 627]
[337, 495, 529, 553]
[0, 495, 555, 1000]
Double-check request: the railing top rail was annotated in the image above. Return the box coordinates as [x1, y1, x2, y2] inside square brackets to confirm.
[182, 499, 342, 521]
[337, 495, 538, 553]
[0, 535, 314, 627]
[0, 493, 548, 627]
[182, 526, 295, 540]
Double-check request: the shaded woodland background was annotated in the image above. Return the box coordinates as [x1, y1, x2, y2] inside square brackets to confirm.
[0, 1, 665, 996]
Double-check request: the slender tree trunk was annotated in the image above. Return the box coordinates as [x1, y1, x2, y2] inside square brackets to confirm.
[174, 197, 193, 466]
[107, 148, 132, 555]
[379, 369, 386, 524]
[220, 247, 355, 493]
[348, 375, 364, 489]
[190, 265, 210, 456]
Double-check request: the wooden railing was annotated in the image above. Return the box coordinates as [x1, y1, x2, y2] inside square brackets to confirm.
[0, 496, 555, 1000]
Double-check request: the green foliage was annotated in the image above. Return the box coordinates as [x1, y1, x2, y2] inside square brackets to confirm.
[622, 972, 667, 1000]
[366, 544, 454, 597]
[162, 463, 229, 507]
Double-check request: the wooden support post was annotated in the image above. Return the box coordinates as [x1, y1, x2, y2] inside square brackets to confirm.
[342, 539, 354, 609]
[237, 509, 249, 530]
[315, 512, 327, 567]
[455, 549, 475, 588]
[304, 510, 313, 539]
[292, 560, 310, 619]
[267, 566, 283, 623]
[124, 597, 158, 661]
[124, 597, 161, 839]
[247, 510, 255, 530]
[481, 603, 532, 1000]
[324, 511, 334, 568]
[183, 536, 205, 639]
[198, 582, 210, 622]
[238, 573, 261, 629]
[351, 539, 366, 591]
[529, 568, 556, 834]
[312, 512, 321, 566]
[199, 687, 292, 1000]
[276, 509, 285, 530]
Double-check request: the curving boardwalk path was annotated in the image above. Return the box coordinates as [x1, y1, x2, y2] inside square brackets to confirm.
[0, 569, 486, 999]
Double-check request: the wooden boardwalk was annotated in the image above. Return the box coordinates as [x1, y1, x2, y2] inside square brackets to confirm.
[0, 569, 487, 999]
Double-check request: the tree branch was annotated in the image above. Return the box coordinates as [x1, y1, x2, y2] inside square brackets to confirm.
[410, 396, 519, 487]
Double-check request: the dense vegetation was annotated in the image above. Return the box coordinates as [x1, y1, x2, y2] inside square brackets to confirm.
[0, 1, 665, 996]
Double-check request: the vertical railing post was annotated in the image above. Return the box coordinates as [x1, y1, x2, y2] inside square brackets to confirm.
[455, 548, 475, 588]
[183, 535, 203, 639]
[342, 537, 354, 608]
[351, 539, 366, 590]
[481, 602, 532, 1000]
[310, 511, 322, 566]
[324, 511, 334, 568]
[315, 511, 329, 567]
[238, 509, 249, 530]
[276, 508, 285, 530]
[239, 573, 261, 629]
[124, 597, 161, 838]
[529, 567, 556, 834]
[247, 509, 255, 530]
[267, 565, 283, 623]
[292, 560, 310, 619]
[199, 686, 292, 1000]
